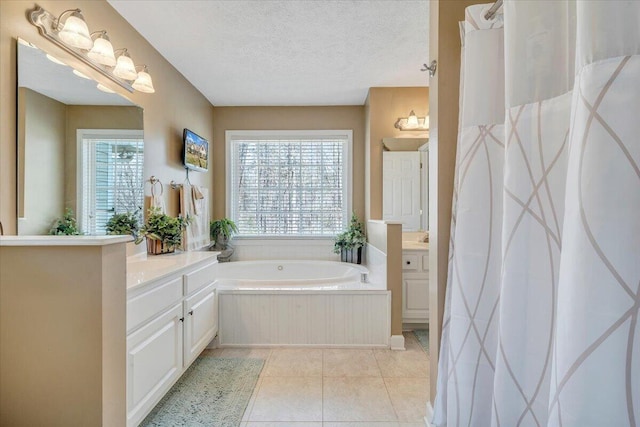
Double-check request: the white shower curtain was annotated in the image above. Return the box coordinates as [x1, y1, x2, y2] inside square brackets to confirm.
[433, 1, 640, 426]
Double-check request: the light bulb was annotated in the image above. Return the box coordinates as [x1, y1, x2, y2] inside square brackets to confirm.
[406, 110, 419, 128]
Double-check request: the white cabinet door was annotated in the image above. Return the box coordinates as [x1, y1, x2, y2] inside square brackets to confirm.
[383, 152, 421, 231]
[126, 303, 183, 427]
[402, 277, 429, 321]
[184, 283, 217, 367]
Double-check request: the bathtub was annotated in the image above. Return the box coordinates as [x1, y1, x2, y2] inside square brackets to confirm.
[215, 260, 391, 348]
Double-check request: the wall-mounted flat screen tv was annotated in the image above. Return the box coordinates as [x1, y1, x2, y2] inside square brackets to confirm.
[183, 128, 209, 172]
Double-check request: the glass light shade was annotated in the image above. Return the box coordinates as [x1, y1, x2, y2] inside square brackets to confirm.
[132, 69, 155, 93]
[58, 11, 93, 50]
[88, 34, 116, 67]
[113, 51, 137, 80]
[406, 110, 419, 128]
[97, 83, 115, 93]
[423, 115, 430, 129]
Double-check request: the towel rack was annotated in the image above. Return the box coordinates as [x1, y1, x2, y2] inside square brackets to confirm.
[148, 176, 163, 196]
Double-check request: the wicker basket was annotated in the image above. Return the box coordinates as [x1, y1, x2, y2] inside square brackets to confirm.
[146, 238, 175, 255]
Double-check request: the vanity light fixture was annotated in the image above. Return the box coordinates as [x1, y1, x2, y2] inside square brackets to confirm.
[56, 9, 93, 50]
[113, 49, 138, 80]
[88, 31, 116, 67]
[132, 66, 155, 93]
[28, 6, 155, 94]
[394, 110, 429, 131]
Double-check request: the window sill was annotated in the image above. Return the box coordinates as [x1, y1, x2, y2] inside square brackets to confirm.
[230, 237, 335, 247]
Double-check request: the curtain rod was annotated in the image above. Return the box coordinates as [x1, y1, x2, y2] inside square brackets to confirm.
[484, 0, 503, 20]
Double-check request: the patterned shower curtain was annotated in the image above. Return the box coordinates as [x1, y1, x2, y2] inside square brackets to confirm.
[433, 1, 640, 426]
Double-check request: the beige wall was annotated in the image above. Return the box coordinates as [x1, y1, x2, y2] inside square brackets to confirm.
[428, 0, 478, 402]
[19, 88, 66, 235]
[1, 0, 215, 233]
[65, 105, 143, 210]
[211, 106, 365, 221]
[364, 87, 429, 221]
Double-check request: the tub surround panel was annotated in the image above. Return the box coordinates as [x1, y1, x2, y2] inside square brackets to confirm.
[231, 239, 339, 262]
[218, 291, 391, 347]
[0, 235, 132, 246]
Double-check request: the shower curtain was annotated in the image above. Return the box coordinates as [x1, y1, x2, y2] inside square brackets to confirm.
[433, 1, 640, 426]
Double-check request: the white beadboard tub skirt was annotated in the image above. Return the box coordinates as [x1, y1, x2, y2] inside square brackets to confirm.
[216, 260, 391, 348]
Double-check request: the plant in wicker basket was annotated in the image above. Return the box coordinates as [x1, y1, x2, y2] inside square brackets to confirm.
[137, 207, 191, 254]
[333, 212, 366, 264]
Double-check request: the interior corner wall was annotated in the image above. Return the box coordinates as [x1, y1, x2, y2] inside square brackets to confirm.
[364, 87, 429, 221]
[0, 0, 215, 234]
[428, 0, 479, 403]
[211, 106, 366, 222]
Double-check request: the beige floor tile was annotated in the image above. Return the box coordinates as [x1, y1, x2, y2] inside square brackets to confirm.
[263, 348, 323, 377]
[323, 377, 397, 422]
[245, 423, 322, 426]
[249, 376, 323, 422]
[384, 377, 430, 422]
[323, 349, 381, 377]
[221, 347, 273, 360]
[374, 349, 429, 378]
[323, 423, 400, 427]
[242, 376, 264, 422]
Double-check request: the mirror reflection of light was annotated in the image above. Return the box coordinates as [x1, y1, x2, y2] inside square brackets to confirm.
[46, 54, 66, 66]
[96, 83, 115, 94]
[72, 69, 91, 80]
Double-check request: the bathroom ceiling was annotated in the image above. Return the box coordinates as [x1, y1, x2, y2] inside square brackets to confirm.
[107, 0, 429, 106]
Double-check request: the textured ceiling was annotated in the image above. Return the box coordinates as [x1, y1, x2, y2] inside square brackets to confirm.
[107, 0, 429, 106]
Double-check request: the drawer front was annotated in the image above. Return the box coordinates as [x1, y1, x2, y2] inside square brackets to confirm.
[127, 276, 183, 333]
[402, 254, 420, 272]
[184, 261, 217, 295]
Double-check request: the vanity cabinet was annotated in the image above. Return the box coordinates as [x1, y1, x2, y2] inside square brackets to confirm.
[402, 249, 429, 323]
[126, 257, 218, 427]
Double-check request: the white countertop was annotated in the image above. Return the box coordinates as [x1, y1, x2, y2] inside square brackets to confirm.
[0, 235, 133, 246]
[402, 241, 429, 251]
[127, 251, 220, 290]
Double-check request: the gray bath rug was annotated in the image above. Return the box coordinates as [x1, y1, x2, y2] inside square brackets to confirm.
[140, 356, 264, 427]
[413, 329, 430, 354]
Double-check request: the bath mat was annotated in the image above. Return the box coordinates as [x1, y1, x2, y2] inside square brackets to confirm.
[413, 329, 430, 354]
[140, 356, 264, 427]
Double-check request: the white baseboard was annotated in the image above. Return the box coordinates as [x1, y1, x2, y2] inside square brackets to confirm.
[424, 400, 434, 426]
[390, 334, 405, 350]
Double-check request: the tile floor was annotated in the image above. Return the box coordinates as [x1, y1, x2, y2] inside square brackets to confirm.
[204, 332, 429, 427]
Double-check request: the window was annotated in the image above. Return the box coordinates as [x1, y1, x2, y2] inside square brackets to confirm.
[227, 130, 352, 237]
[78, 129, 144, 235]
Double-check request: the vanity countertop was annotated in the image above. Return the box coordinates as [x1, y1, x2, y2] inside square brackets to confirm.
[402, 241, 429, 251]
[127, 251, 220, 290]
[0, 235, 132, 246]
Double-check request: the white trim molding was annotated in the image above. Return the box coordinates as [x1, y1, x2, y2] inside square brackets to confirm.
[389, 334, 405, 350]
[425, 400, 434, 426]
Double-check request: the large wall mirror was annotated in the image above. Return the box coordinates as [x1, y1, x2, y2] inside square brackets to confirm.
[17, 38, 144, 236]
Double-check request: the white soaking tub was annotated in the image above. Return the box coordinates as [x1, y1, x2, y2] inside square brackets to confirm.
[215, 260, 390, 347]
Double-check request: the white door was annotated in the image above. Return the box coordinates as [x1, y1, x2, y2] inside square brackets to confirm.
[184, 284, 217, 366]
[383, 152, 421, 230]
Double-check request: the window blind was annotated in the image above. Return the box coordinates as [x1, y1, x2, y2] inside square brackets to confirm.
[229, 135, 349, 236]
[80, 134, 144, 235]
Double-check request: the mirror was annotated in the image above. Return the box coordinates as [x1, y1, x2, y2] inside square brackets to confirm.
[17, 38, 144, 235]
[382, 138, 429, 231]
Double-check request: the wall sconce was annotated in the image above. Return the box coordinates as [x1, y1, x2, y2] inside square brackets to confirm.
[394, 110, 429, 131]
[28, 6, 154, 94]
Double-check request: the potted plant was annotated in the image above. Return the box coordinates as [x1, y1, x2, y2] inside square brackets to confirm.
[210, 218, 238, 250]
[138, 207, 191, 255]
[333, 212, 366, 264]
[49, 208, 81, 235]
[106, 211, 140, 240]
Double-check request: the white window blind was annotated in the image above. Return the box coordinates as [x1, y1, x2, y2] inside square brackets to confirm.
[79, 130, 144, 235]
[228, 131, 352, 237]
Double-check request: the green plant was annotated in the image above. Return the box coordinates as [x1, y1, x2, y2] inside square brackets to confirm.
[137, 207, 191, 249]
[106, 212, 140, 240]
[333, 212, 366, 254]
[210, 218, 238, 243]
[49, 208, 81, 236]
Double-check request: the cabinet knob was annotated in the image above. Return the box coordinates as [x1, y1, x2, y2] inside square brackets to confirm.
[179, 317, 184, 322]
[188, 310, 194, 316]
[406, 261, 411, 265]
